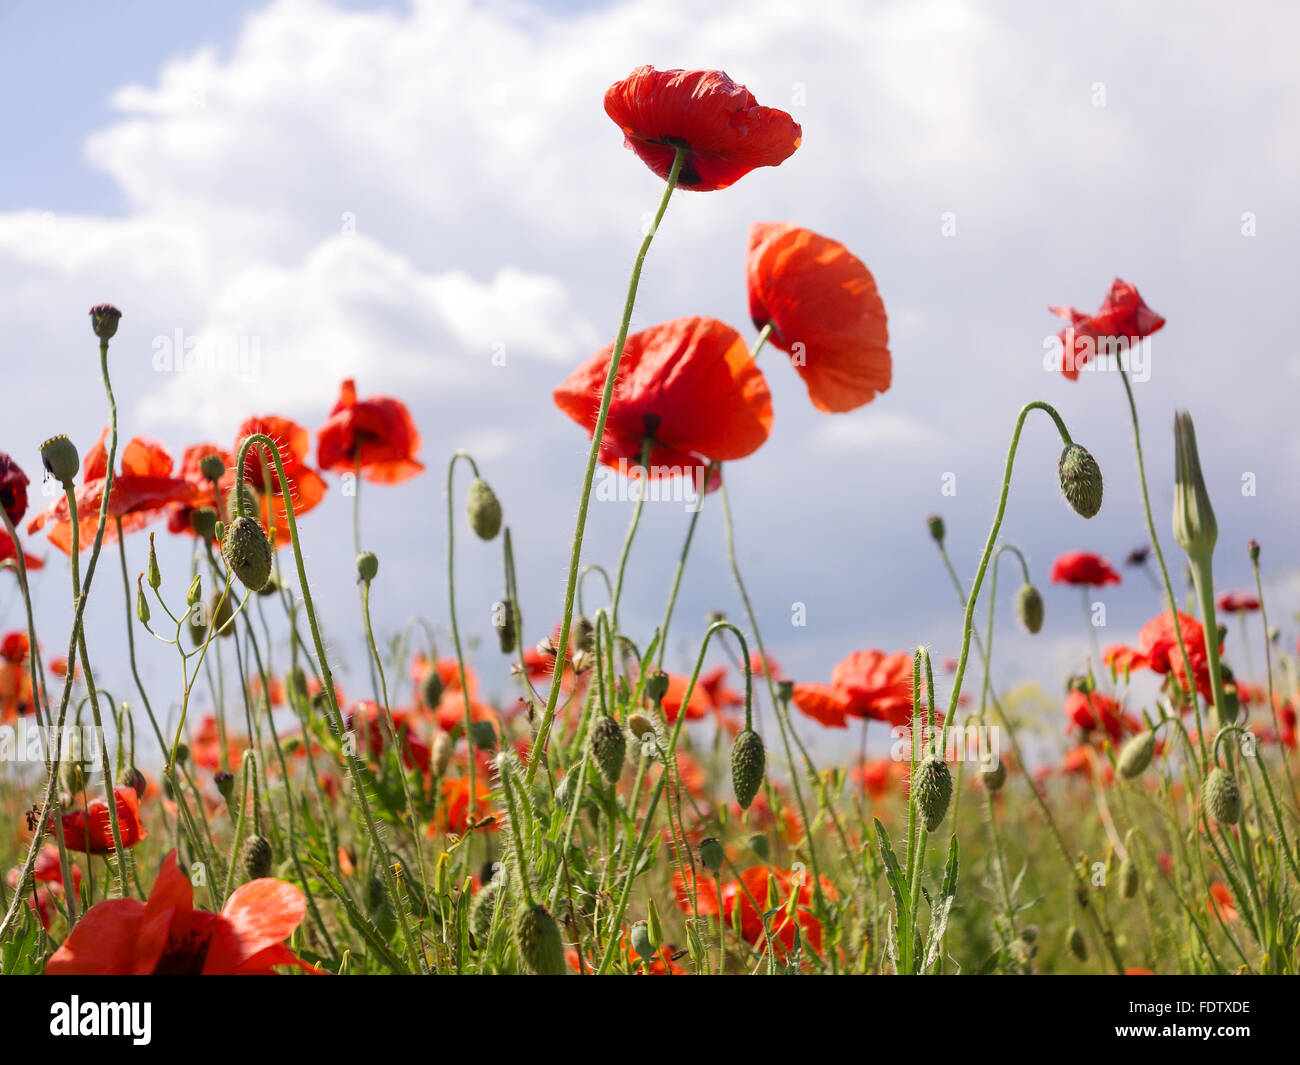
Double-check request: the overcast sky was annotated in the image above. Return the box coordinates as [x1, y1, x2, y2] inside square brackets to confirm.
[3, 0, 1298, 759]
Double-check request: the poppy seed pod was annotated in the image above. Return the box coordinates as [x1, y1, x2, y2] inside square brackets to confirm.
[981, 759, 1007, 793]
[356, 551, 378, 582]
[1117, 731, 1156, 779]
[630, 921, 654, 961]
[699, 837, 725, 874]
[1015, 584, 1045, 634]
[730, 729, 766, 809]
[1204, 767, 1241, 825]
[913, 757, 953, 832]
[514, 904, 565, 975]
[241, 834, 273, 879]
[469, 880, 499, 944]
[89, 303, 121, 340]
[590, 715, 626, 784]
[466, 478, 502, 541]
[198, 453, 226, 482]
[495, 598, 517, 654]
[926, 515, 945, 544]
[40, 435, 80, 483]
[645, 670, 670, 704]
[1067, 925, 1087, 962]
[422, 668, 444, 711]
[221, 515, 272, 592]
[1119, 858, 1139, 899]
[1058, 443, 1103, 519]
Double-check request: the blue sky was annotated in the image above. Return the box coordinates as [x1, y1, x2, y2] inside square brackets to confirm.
[2, 0, 1298, 761]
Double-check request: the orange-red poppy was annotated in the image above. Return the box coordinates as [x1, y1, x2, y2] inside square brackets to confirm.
[1051, 551, 1121, 586]
[604, 67, 801, 191]
[0, 530, 43, 571]
[1065, 688, 1137, 743]
[793, 649, 915, 729]
[1049, 279, 1165, 380]
[28, 431, 206, 554]
[46, 849, 318, 974]
[431, 776, 498, 836]
[190, 714, 247, 773]
[1104, 611, 1218, 701]
[676, 865, 836, 956]
[59, 786, 147, 853]
[232, 415, 327, 544]
[6, 846, 81, 931]
[659, 672, 713, 723]
[349, 701, 432, 773]
[1216, 591, 1259, 614]
[317, 379, 423, 484]
[554, 317, 772, 475]
[746, 222, 891, 413]
[0, 451, 29, 524]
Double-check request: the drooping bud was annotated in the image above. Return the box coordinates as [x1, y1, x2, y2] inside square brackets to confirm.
[1015, 584, 1045, 634]
[186, 573, 202, 607]
[431, 730, 452, 777]
[1119, 857, 1139, 899]
[469, 720, 498, 751]
[495, 598, 517, 654]
[189, 505, 218, 541]
[136, 578, 150, 625]
[575, 616, 595, 653]
[748, 832, 771, 860]
[1204, 767, 1241, 825]
[60, 759, 87, 796]
[422, 667, 444, 710]
[214, 770, 236, 799]
[981, 759, 1007, 792]
[221, 515, 273, 592]
[913, 756, 953, 832]
[469, 880, 499, 945]
[645, 670, 670, 704]
[1172, 411, 1217, 561]
[241, 834, 273, 879]
[514, 904, 565, 975]
[1117, 731, 1156, 779]
[198, 453, 226, 482]
[89, 303, 122, 341]
[40, 435, 80, 483]
[466, 478, 502, 541]
[589, 714, 626, 784]
[123, 767, 147, 796]
[926, 515, 945, 544]
[730, 729, 766, 810]
[699, 837, 725, 874]
[1058, 443, 1104, 519]
[1067, 925, 1087, 961]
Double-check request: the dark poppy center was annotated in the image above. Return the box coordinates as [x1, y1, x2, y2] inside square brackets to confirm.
[653, 136, 702, 186]
[641, 413, 662, 437]
[153, 930, 213, 974]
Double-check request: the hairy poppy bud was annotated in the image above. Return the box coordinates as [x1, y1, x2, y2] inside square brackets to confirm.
[89, 303, 121, 341]
[1119, 857, 1139, 899]
[1204, 767, 1241, 825]
[214, 770, 235, 799]
[730, 729, 766, 810]
[226, 482, 260, 520]
[431, 730, 452, 777]
[40, 435, 80, 483]
[241, 834, 273, 879]
[1172, 411, 1217, 562]
[1058, 443, 1103, 519]
[913, 757, 953, 831]
[469, 880, 499, 944]
[198, 453, 226, 482]
[470, 720, 498, 751]
[495, 598, 517, 654]
[222, 515, 272, 592]
[926, 515, 945, 544]
[122, 767, 146, 796]
[749, 832, 770, 860]
[514, 903, 565, 975]
[422, 667, 444, 710]
[1015, 584, 1044, 634]
[590, 714, 626, 784]
[699, 837, 725, 874]
[189, 505, 218, 541]
[981, 759, 1007, 792]
[776, 679, 794, 703]
[630, 921, 654, 961]
[645, 670, 670, 704]
[466, 478, 502, 541]
[627, 712, 655, 740]
[1067, 924, 1087, 961]
[1117, 731, 1156, 779]
[356, 551, 378, 582]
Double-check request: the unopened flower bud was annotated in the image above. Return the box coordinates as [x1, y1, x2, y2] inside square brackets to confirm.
[1058, 443, 1103, 519]
[730, 729, 766, 810]
[590, 714, 626, 784]
[913, 756, 953, 831]
[1172, 411, 1217, 561]
[1119, 857, 1139, 899]
[186, 574, 202, 606]
[356, 551, 378, 582]
[147, 533, 161, 590]
[1067, 924, 1087, 961]
[630, 920, 654, 961]
[1117, 730, 1156, 779]
[699, 837, 725, 874]
[1204, 767, 1241, 825]
[1246, 539, 1260, 563]
[422, 668, 444, 710]
[198, 453, 226, 482]
[89, 303, 121, 340]
[514, 904, 565, 975]
[495, 598, 517, 654]
[1015, 584, 1044, 634]
[469, 720, 497, 751]
[40, 435, 80, 483]
[60, 759, 87, 796]
[749, 832, 771, 860]
[221, 515, 273, 592]
[627, 712, 655, 740]
[431, 730, 452, 777]
[469, 880, 499, 944]
[214, 770, 236, 798]
[241, 834, 273, 879]
[466, 478, 502, 541]
[981, 759, 1007, 792]
[190, 505, 218, 541]
[926, 514, 945, 543]
[645, 670, 670, 704]
[136, 578, 150, 625]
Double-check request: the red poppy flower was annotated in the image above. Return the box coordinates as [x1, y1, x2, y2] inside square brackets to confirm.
[1051, 551, 1121, 587]
[852, 757, 907, 798]
[676, 865, 835, 956]
[1, 632, 29, 664]
[190, 714, 247, 773]
[232, 416, 327, 545]
[1216, 591, 1259, 614]
[554, 317, 772, 475]
[59, 786, 147, 854]
[0, 530, 43, 570]
[317, 379, 423, 484]
[659, 672, 712, 723]
[1049, 279, 1165, 380]
[699, 666, 743, 714]
[0, 452, 29, 524]
[6, 846, 81, 931]
[431, 777, 498, 836]
[604, 67, 801, 191]
[1208, 881, 1238, 922]
[349, 702, 432, 773]
[746, 222, 891, 413]
[792, 649, 916, 729]
[28, 431, 206, 555]
[1105, 611, 1219, 702]
[1065, 688, 1137, 743]
[46, 849, 318, 974]
[166, 442, 234, 537]
[791, 682, 854, 728]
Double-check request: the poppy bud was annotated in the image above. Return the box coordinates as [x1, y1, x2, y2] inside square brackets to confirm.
[186, 574, 202, 607]
[257, 571, 280, 597]
[627, 712, 655, 740]
[222, 515, 273, 592]
[469, 880, 499, 944]
[214, 770, 235, 798]
[466, 478, 502, 541]
[123, 767, 147, 796]
[189, 505, 218, 541]
[630, 920, 654, 961]
[89, 303, 121, 340]
[645, 670, 670, 704]
[1117, 731, 1156, 779]
[646, 897, 664, 948]
[575, 616, 595, 653]
[210, 592, 235, 638]
[1172, 411, 1217, 562]
[40, 435, 80, 483]
[1246, 539, 1260, 563]
[495, 598, 517, 654]
[469, 720, 498, 751]
[1058, 443, 1103, 519]
[1204, 767, 1241, 825]
[356, 551, 378, 582]
[199, 453, 226, 482]
[1067, 925, 1087, 961]
[241, 834, 273, 879]
[1119, 857, 1139, 899]
[699, 837, 725, 874]
[514, 903, 565, 975]
[1220, 683, 1240, 725]
[776, 679, 794, 703]
[730, 729, 766, 810]
[422, 667, 444, 710]
[590, 714, 627, 784]
[136, 579, 150, 625]
[60, 759, 86, 796]
[926, 515, 945, 544]
[748, 832, 770, 860]
[147, 534, 161, 590]
[432, 730, 452, 778]
[1015, 584, 1044, 634]
[913, 756, 953, 832]
[226, 482, 260, 520]
[173, 742, 190, 767]
[981, 759, 1007, 792]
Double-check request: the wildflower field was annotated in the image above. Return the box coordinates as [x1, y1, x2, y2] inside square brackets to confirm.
[0, 10, 1297, 1029]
